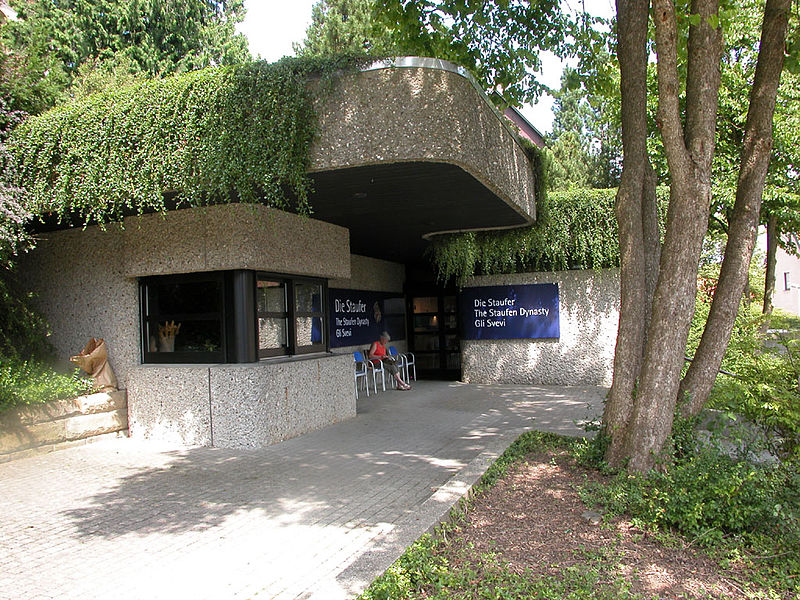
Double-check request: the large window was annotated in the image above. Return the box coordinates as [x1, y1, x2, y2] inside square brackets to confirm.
[257, 279, 288, 357]
[140, 270, 328, 364]
[140, 272, 226, 363]
[257, 275, 326, 358]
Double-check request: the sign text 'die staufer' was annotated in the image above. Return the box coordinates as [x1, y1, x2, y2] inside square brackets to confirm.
[459, 284, 559, 340]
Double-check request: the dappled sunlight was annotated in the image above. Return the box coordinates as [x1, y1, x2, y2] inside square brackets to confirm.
[382, 450, 465, 471]
[0, 380, 608, 600]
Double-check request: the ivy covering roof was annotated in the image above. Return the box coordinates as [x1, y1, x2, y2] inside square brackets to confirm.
[428, 187, 668, 279]
[10, 56, 371, 227]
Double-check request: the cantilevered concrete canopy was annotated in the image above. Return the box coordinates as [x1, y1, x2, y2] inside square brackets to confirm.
[308, 57, 538, 262]
[309, 161, 525, 263]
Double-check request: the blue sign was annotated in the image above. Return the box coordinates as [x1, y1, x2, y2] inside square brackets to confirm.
[329, 289, 406, 348]
[460, 283, 559, 340]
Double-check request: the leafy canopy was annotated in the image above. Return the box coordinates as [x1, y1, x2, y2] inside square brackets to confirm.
[295, 0, 397, 57]
[0, 0, 250, 114]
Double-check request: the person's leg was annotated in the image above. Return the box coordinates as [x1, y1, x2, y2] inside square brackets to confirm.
[394, 372, 410, 390]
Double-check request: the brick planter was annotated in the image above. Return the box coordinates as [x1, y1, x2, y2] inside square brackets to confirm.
[0, 390, 128, 462]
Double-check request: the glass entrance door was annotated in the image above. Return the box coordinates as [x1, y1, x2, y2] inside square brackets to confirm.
[410, 294, 460, 379]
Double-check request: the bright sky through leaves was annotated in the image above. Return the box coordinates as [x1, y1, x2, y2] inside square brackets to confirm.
[238, 0, 615, 133]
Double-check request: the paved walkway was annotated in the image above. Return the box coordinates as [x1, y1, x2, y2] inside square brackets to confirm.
[0, 381, 604, 600]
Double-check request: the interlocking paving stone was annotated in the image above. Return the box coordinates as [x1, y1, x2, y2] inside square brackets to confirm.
[0, 381, 603, 600]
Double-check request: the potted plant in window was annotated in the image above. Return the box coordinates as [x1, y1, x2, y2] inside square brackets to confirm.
[158, 321, 181, 352]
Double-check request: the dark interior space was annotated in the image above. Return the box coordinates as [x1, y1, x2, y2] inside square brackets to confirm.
[309, 161, 529, 263]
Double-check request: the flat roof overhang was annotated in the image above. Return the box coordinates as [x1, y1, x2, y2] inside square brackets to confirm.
[308, 161, 528, 263]
[308, 57, 538, 263]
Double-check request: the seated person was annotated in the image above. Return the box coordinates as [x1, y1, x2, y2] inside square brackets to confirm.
[369, 331, 411, 391]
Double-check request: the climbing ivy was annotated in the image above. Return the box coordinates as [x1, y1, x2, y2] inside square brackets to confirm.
[429, 187, 668, 282]
[9, 56, 374, 226]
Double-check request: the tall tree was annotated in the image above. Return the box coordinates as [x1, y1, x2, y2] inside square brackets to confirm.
[295, 0, 397, 56]
[678, 0, 789, 416]
[547, 66, 622, 190]
[603, 0, 660, 468]
[1, 0, 249, 113]
[379, 0, 792, 471]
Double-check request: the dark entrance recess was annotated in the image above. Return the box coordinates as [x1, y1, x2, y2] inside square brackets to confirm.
[308, 161, 529, 264]
[406, 264, 461, 380]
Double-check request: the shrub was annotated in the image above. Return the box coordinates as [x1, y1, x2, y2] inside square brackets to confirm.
[687, 256, 800, 460]
[0, 355, 90, 411]
[582, 446, 800, 544]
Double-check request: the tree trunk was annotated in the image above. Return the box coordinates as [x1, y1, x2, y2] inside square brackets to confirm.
[764, 213, 778, 315]
[679, 0, 789, 418]
[603, 0, 653, 468]
[625, 0, 722, 473]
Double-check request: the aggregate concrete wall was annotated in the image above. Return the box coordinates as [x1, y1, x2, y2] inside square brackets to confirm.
[311, 60, 537, 224]
[329, 254, 405, 294]
[127, 354, 355, 448]
[0, 391, 128, 462]
[19, 225, 139, 387]
[209, 356, 353, 448]
[123, 203, 350, 280]
[461, 270, 619, 386]
[329, 254, 408, 355]
[20, 204, 351, 389]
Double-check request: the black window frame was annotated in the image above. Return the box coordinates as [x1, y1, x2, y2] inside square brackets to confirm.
[256, 273, 328, 358]
[139, 271, 227, 364]
[139, 270, 329, 365]
[256, 277, 290, 358]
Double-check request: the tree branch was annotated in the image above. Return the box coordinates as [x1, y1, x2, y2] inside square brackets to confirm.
[684, 0, 723, 169]
[652, 0, 691, 175]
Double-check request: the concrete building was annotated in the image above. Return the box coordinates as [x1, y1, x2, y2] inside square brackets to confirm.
[20, 58, 619, 449]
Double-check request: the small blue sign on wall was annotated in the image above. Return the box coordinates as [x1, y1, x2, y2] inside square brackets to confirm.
[460, 283, 560, 340]
[329, 289, 406, 348]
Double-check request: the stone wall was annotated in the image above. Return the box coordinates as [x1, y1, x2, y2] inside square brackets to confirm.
[0, 391, 128, 462]
[311, 60, 537, 224]
[127, 354, 355, 449]
[461, 270, 619, 386]
[20, 204, 351, 389]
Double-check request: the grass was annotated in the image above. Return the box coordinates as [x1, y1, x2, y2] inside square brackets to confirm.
[357, 430, 800, 600]
[0, 355, 91, 412]
[766, 308, 800, 331]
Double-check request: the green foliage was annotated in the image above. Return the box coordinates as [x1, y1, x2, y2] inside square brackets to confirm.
[295, 0, 396, 57]
[0, 100, 30, 266]
[375, 0, 597, 107]
[1, 0, 250, 114]
[359, 539, 636, 599]
[581, 448, 799, 546]
[428, 188, 626, 282]
[765, 308, 800, 331]
[0, 270, 51, 360]
[687, 256, 800, 460]
[0, 355, 90, 411]
[10, 56, 373, 226]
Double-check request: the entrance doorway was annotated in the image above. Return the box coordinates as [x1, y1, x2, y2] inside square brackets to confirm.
[408, 292, 460, 380]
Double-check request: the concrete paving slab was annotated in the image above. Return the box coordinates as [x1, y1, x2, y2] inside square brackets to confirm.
[0, 381, 604, 600]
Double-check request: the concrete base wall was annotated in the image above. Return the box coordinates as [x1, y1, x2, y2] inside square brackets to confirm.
[0, 391, 128, 462]
[127, 354, 355, 449]
[461, 269, 619, 386]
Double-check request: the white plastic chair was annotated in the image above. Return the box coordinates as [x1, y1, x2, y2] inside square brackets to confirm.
[390, 346, 416, 382]
[364, 348, 386, 392]
[353, 351, 370, 399]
